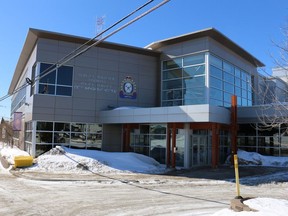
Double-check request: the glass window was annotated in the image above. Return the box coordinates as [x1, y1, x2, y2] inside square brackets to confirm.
[210, 55, 222, 68]
[242, 98, 248, 106]
[87, 124, 102, 133]
[185, 87, 205, 99]
[210, 76, 222, 90]
[242, 89, 247, 99]
[210, 98, 223, 106]
[183, 65, 205, 77]
[57, 66, 73, 85]
[235, 68, 241, 77]
[38, 62, 73, 96]
[54, 122, 70, 131]
[56, 86, 72, 96]
[40, 63, 56, 84]
[224, 82, 234, 93]
[163, 69, 182, 80]
[223, 61, 234, 74]
[162, 79, 182, 90]
[54, 132, 70, 144]
[210, 87, 223, 100]
[184, 76, 205, 88]
[163, 58, 182, 70]
[223, 72, 234, 83]
[183, 53, 205, 66]
[235, 87, 241, 97]
[210, 65, 222, 78]
[71, 123, 86, 132]
[37, 122, 53, 131]
[235, 77, 241, 87]
[39, 84, 55, 95]
[36, 132, 53, 143]
[224, 93, 232, 103]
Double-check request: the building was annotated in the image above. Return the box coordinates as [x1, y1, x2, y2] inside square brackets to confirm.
[9, 27, 288, 169]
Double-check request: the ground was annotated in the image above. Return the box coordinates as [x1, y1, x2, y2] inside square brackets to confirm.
[0, 166, 287, 216]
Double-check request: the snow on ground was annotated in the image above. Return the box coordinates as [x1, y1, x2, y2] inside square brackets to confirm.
[237, 149, 288, 166]
[213, 198, 288, 216]
[1, 142, 288, 215]
[0, 143, 167, 174]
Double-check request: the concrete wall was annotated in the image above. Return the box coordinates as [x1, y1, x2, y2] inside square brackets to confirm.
[101, 124, 122, 152]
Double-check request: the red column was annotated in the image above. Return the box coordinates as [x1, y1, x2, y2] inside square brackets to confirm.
[211, 123, 218, 168]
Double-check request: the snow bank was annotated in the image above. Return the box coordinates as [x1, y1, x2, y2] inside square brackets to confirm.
[213, 198, 288, 216]
[0, 145, 30, 164]
[228, 149, 288, 167]
[25, 146, 167, 174]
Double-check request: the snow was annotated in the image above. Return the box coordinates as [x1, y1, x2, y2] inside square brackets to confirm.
[0, 143, 167, 174]
[213, 198, 288, 216]
[1, 142, 288, 215]
[236, 149, 288, 166]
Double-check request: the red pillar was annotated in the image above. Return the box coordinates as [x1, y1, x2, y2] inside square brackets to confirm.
[211, 123, 219, 168]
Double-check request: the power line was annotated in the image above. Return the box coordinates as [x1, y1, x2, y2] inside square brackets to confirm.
[0, 0, 170, 103]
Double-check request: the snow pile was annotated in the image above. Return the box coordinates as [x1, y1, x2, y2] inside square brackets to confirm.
[0, 145, 30, 164]
[25, 146, 167, 174]
[213, 197, 288, 216]
[236, 149, 288, 166]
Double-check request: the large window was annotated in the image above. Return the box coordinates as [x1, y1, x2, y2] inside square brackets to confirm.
[162, 53, 206, 106]
[31, 62, 73, 96]
[209, 55, 253, 107]
[130, 124, 167, 164]
[29, 121, 102, 156]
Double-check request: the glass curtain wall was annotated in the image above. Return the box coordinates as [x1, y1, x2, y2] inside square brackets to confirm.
[130, 124, 167, 164]
[209, 55, 253, 107]
[25, 121, 102, 156]
[162, 53, 206, 106]
[238, 123, 288, 157]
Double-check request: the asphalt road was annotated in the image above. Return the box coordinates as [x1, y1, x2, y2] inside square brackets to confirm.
[0, 166, 287, 216]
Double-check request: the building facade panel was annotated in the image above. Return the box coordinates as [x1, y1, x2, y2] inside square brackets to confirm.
[11, 28, 288, 169]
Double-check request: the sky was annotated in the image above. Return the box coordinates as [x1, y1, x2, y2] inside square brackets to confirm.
[0, 0, 288, 120]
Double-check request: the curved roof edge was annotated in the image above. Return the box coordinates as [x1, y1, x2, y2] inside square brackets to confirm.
[145, 27, 265, 68]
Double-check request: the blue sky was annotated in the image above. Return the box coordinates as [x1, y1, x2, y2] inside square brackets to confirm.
[0, 0, 287, 120]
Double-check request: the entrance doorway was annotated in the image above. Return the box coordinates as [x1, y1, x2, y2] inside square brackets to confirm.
[190, 131, 211, 166]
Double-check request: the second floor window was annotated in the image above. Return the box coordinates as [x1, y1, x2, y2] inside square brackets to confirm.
[38, 63, 73, 96]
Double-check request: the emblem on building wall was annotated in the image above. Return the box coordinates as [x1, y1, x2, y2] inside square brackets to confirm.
[119, 76, 137, 99]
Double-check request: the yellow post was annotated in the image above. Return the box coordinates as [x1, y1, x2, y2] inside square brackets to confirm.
[233, 154, 242, 199]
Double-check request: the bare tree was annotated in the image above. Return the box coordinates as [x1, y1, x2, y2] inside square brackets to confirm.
[255, 24, 288, 133]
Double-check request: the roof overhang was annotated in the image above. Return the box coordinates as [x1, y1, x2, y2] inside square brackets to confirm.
[146, 27, 265, 68]
[9, 28, 161, 94]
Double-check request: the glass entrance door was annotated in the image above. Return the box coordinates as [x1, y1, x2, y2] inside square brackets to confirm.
[190, 134, 210, 166]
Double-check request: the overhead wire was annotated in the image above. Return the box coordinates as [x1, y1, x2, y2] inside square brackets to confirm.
[0, 0, 155, 102]
[0, 0, 170, 103]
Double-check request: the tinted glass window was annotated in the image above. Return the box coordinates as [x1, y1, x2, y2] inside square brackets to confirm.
[183, 65, 205, 77]
[183, 54, 205, 66]
[56, 86, 72, 96]
[57, 66, 73, 85]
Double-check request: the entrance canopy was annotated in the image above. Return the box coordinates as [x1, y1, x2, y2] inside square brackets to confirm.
[99, 104, 230, 124]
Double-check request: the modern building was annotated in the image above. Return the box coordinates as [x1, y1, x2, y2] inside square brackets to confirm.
[9, 27, 288, 169]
